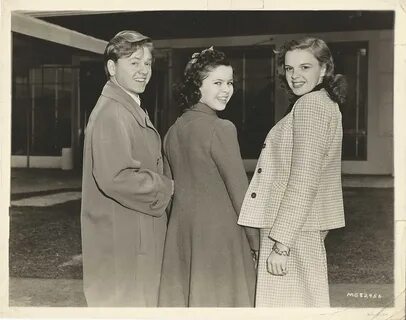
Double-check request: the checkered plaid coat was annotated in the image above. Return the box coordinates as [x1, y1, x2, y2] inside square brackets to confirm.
[238, 89, 345, 249]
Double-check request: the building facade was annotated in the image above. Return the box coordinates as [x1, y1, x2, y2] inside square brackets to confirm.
[11, 12, 394, 175]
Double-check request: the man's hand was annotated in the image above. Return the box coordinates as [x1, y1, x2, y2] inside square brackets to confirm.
[251, 250, 259, 269]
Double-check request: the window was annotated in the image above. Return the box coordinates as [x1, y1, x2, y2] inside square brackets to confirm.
[12, 66, 78, 156]
[220, 47, 275, 158]
[12, 75, 30, 155]
[328, 41, 369, 160]
[153, 42, 368, 162]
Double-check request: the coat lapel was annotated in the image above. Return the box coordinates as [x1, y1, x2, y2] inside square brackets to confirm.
[101, 80, 162, 141]
[101, 80, 147, 128]
[143, 108, 160, 135]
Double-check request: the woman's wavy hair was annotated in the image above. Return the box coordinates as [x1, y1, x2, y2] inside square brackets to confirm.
[175, 47, 232, 111]
[276, 37, 347, 106]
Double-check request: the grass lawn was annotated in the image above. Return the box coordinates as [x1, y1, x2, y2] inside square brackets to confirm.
[9, 187, 393, 285]
[325, 187, 393, 284]
[9, 199, 83, 279]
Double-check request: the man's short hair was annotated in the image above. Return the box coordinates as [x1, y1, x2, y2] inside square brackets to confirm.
[104, 30, 153, 78]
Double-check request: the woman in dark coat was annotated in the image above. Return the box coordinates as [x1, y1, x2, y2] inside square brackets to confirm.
[158, 48, 259, 307]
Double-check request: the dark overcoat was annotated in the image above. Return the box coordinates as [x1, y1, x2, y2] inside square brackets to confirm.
[159, 103, 258, 307]
[81, 80, 173, 307]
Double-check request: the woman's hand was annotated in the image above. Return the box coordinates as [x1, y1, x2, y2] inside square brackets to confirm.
[267, 251, 288, 276]
[266, 242, 290, 276]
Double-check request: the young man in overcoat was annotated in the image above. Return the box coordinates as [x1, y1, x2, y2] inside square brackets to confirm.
[81, 30, 173, 307]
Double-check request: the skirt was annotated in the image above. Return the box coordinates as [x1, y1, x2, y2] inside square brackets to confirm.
[255, 229, 330, 307]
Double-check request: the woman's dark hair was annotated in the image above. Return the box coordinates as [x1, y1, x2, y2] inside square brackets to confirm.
[175, 47, 231, 111]
[276, 37, 347, 106]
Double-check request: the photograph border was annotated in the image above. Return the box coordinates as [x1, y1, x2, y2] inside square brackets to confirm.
[1, 0, 405, 319]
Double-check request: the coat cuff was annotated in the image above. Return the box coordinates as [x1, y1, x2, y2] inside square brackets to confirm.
[149, 176, 173, 214]
[268, 227, 295, 249]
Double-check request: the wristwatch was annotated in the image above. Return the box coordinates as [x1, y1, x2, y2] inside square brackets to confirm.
[272, 244, 290, 256]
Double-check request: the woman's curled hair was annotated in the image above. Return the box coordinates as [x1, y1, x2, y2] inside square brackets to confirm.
[276, 37, 347, 105]
[175, 47, 231, 111]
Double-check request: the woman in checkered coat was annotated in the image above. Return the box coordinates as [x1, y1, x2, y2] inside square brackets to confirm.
[238, 37, 347, 307]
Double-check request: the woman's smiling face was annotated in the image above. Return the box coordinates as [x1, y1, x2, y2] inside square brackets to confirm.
[284, 49, 326, 96]
[199, 65, 234, 111]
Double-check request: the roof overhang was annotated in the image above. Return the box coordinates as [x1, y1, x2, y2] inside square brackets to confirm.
[11, 12, 107, 54]
[17, 10, 131, 17]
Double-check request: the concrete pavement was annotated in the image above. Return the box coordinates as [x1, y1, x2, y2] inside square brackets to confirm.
[11, 168, 82, 195]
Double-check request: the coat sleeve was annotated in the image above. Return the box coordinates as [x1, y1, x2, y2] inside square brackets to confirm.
[211, 119, 259, 251]
[163, 130, 173, 182]
[163, 131, 174, 218]
[91, 104, 173, 217]
[268, 94, 331, 248]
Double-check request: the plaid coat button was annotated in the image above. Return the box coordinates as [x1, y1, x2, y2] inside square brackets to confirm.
[257, 168, 262, 173]
[262, 143, 266, 148]
[251, 192, 257, 198]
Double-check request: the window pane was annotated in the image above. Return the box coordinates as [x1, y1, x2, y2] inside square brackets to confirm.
[15, 76, 27, 84]
[57, 83, 72, 148]
[219, 47, 275, 159]
[43, 67, 56, 83]
[63, 68, 72, 83]
[29, 68, 42, 84]
[12, 84, 29, 155]
[31, 83, 59, 156]
[56, 67, 64, 83]
[329, 42, 368, 161]
[221, 53, 243, 129]
[243, 49, 274, 158]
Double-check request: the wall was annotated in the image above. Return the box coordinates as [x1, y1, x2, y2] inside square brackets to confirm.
[11, 155, 61, 168]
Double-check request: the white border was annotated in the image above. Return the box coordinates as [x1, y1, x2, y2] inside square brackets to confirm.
[1, 0, 405, 319]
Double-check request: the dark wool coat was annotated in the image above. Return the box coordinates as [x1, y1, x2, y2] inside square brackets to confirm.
[159, 103, 259, 307]
[81, 80, 173, 307]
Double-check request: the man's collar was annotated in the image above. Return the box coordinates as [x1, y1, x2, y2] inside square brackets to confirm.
[111, 77, 141, 106]
[102, 80, 146, 128]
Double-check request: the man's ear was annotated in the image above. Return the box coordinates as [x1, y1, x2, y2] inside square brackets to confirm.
[107, 60, 116, 77]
